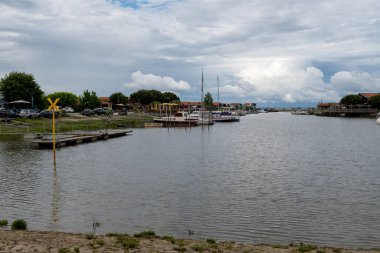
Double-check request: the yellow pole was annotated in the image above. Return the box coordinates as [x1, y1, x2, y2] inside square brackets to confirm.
[47, 97, 60, 166]
[52, 108, 56, 165]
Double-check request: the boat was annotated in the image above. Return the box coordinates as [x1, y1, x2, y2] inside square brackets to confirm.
[377, 113, 380, 125]
[213, 111, 240, 122]
[188, 110, 214, 125]
[291, 110, 308, 115]
[153, 111, 198, 127]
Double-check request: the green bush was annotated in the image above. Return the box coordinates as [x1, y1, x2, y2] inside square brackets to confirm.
[11, 219, 27, 230]
[134, 230, 156, 239]
[0, 220, 8, 227]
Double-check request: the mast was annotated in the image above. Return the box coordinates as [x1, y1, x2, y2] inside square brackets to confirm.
[201, 68, 204, 109]
[217, 75, 220, 110]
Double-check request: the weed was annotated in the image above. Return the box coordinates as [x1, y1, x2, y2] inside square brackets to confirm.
[317, 250, 326, 253]
[191, 243, 207, 252]
[0, 220, 8, 227]
[272, 244, 288, 249]
[106, 232, 129, 237]
[206, 238, 216, 244]
[94, 239, 105, 247]
[85, 234, 96, 240]
[162, 235, 176, 244]
[134, 230, 157, 239]
[173, 245, 187, 252]
[332, 248, 341, 253]
[74, 247, 80, 253]
[58, 248, 70, 253]
[117, 236, 139, 249]
[297, 244, 318, 252]
[11, 219, 27, 230]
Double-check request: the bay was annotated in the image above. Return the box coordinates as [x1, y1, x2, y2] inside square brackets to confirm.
[1, 112, 380, 248]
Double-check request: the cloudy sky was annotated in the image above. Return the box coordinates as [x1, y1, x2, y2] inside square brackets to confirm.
[1, 0, 380, 106]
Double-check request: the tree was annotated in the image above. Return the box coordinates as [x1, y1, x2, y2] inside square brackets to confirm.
[129, 89, 180, 105]
[0, 71, 44, 109]
[109, 92, 128, 105]
[47, 92, 79, 110]
[368, 95, 380, 109]
[203, 92, 213, 107]
[79, 90, 101, 109]
[340, 94, 365, 105]
[161, 92, 180, 103]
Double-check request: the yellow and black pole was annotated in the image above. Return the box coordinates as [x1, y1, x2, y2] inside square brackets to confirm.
[47, 98, 60, 165]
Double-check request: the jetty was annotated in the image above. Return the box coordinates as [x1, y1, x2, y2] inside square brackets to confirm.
[32, 129, 132, 148]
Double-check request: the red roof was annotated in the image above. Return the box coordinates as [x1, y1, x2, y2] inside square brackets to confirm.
[359, 93, 380, 99]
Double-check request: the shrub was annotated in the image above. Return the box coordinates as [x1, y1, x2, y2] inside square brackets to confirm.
[0, 220, 8, 227]
[298, 244, 317, 252]
[134, 230, 156, 239]
[117, 236, 139, 249]
[11, 219, 27, 230]
[206, 238, 216, 244]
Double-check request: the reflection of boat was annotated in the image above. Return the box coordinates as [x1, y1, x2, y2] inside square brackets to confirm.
[291, 110, 308, 115]
[213, 111, 240, 122]
[377, 113, 380, 125]
[188, 110, 214, 125]
[153, 111, 198, 127]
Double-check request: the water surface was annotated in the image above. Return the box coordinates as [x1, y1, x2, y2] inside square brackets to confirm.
[1, 113, 380, 248]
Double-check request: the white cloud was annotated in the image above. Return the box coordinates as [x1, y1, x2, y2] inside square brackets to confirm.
[0, 0, 380, 104]
[125, 71, 191, 91]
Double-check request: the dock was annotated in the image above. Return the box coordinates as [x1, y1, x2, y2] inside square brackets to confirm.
[32, 129, 132, 148]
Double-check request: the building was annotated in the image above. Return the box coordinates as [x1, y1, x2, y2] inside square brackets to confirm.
[99, 97, 112, 108]
[359, 93, 380, 103]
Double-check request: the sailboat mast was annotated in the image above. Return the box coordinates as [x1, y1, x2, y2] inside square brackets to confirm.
[201, 69, 204, 108]
[217, 75, 220, 110]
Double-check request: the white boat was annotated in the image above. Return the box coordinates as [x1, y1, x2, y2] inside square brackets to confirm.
[188, 110, 214, 125]
[213, 111, 240, 122]
[154, 111, 198, 127]
[291, 110, 308, 115]
[376, 113, 380, 125]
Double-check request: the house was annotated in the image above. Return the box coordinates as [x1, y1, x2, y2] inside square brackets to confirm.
[358, 93, 380, 103]
[99, 97, 113, 108]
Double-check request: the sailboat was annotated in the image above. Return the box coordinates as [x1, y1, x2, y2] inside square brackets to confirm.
[188, 70, 214, 125]
[213, 75, 240, 122]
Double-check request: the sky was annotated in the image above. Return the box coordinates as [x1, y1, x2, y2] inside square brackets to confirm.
[1, 0, 380, 107]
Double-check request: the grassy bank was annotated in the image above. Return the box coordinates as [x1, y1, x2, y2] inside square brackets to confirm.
[0, 113, 153, 135]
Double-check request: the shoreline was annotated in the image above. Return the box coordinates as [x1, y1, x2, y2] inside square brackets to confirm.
[0, 230, 379, 253]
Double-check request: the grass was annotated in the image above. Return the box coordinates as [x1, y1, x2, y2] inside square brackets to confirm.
[297, 244, 318, 252]
[206, 238, 216, 244]
[191, 243, 207, 252]
[162, 235, 176, 244]
[58, 248, 70, 253]
[94, 239, 105, 247]
[332, 248, 342, 253]
[85, 234, 96, 240]
[133, 230, 157, 239]
[116, 235, 139, 250]
[0, 114, 153, 134]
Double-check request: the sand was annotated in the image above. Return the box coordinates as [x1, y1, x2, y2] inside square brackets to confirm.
[0, 230, 379, 253]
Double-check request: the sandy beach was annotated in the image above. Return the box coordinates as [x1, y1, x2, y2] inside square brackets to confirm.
[0, 230, 379, 253]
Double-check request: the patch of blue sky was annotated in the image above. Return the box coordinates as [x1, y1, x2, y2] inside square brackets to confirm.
[106, 0, 177, 10]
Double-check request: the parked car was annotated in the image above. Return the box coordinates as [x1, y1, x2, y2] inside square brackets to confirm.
[0, 109, 20, 118]
[63, 107, 74, 113]
[19, 109, 40, 118]
[93, 108, 106, 115]
[82, 109, 95, 116]
[39, 109, 59, 118]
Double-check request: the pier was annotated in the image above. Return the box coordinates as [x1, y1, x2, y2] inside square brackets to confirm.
[32, 129, 132, 148]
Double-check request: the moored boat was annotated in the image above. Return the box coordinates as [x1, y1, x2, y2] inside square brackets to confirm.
[376, 112, 380, 125]
[154, 111, 198, 127]
[213, 111, 240, 122]
[188, 110, 214, 125]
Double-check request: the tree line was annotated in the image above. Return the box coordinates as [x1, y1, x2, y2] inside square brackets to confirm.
[0, 71, 180, 110]
[340, 94, 380, 108]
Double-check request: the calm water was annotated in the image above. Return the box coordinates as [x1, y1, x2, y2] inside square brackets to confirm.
[1, 113, 380, 248]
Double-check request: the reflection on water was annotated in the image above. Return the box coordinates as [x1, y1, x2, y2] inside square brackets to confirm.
[50, 167, 60, 226]
[1, 113, 380, 248]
